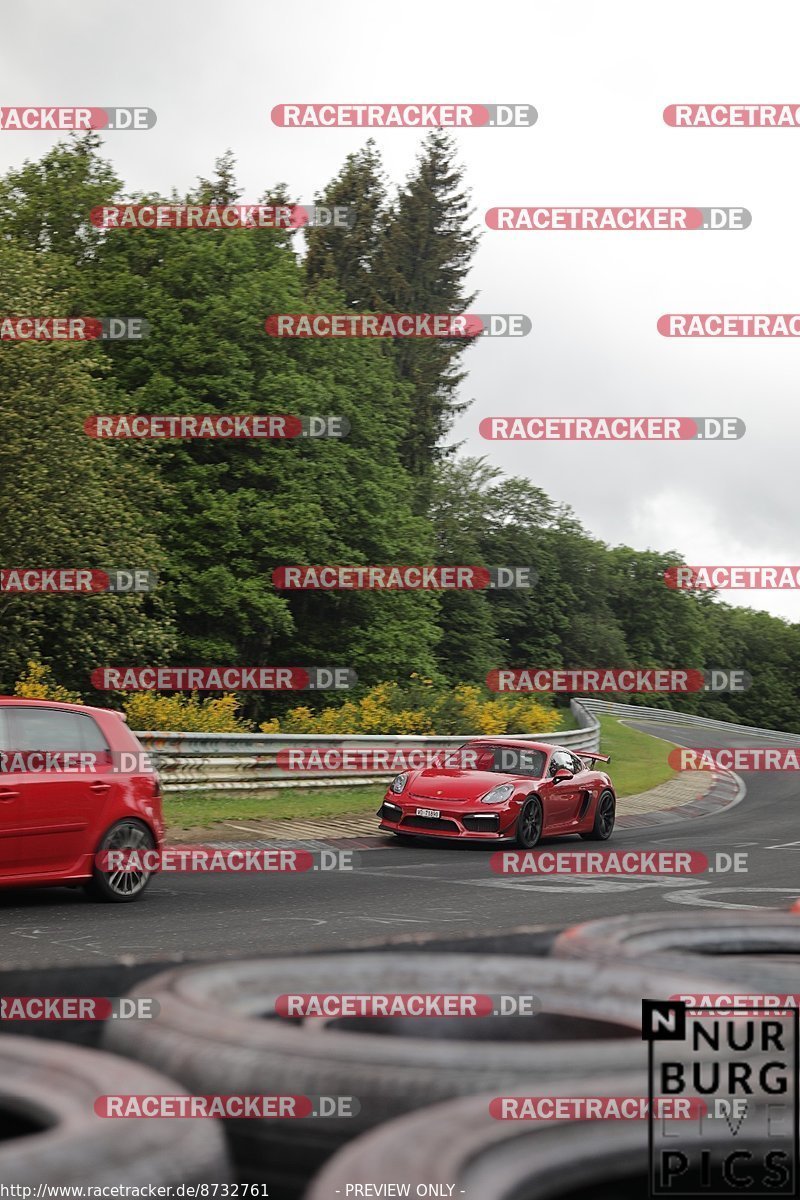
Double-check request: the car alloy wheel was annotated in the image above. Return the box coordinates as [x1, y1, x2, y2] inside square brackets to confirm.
[597, 791, 615, 838]
[86, 818, 156, 902]
[516, 797, 542, 848]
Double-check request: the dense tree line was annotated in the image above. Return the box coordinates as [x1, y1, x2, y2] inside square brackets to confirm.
[1, 133, 799, 730]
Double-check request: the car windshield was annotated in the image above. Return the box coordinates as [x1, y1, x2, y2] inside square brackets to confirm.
[460, 743, 546, 778]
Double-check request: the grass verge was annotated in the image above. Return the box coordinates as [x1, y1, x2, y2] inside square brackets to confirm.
[598, 714, 677, 797]
[164, 784, 386, 831]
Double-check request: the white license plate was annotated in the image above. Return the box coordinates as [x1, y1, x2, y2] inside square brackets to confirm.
[415, 807, 440, 818]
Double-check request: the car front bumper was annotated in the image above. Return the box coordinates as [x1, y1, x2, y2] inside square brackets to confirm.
[377, 799, 518, 840]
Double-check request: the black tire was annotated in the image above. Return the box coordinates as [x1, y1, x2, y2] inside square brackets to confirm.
[306, 1088, 783, 1200]
[103, 951, 728, 1193]
[0, 1035, 231, 1185]
[579, 789, 615, 841]
[515, 796, 543, 848]
[552, 910, 800, 990]
[84, 818, 156, 903]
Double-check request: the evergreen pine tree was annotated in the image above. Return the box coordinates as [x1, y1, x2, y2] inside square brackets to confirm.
[376, 131, 479, 499]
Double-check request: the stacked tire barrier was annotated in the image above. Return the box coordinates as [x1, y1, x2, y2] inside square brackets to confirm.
[103, 951, 748, 1196]
[0, 1036, 232, 1185]
[552, 909, 800, 989]
[4, 907, 798, 1196]
[297, 911, 800, 1199]
[306, 1089, 790, 1200]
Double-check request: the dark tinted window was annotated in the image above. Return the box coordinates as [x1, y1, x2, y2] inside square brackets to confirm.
[467, 744, 546, 778]
[8, 708, 109, 753]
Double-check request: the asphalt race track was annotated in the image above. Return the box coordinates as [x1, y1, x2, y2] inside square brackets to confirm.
[1, 717, 799, 970]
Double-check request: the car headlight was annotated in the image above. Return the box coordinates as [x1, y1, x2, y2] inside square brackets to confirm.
[479, 783, 515, 805]
[390, 772, 408, 794]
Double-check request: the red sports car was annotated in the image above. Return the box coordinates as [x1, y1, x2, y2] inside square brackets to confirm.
[378, 739, 615, 847]
[0, 697, 164, 901]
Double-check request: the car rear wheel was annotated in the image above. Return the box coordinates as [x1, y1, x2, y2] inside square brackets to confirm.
[84, 818, 156, 903]
[580, 789, 615, 841]
[515, 796, 543, 848]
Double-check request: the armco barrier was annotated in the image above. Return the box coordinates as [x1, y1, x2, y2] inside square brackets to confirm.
[580, 698, 800, 743]
[137, 697, 800, 794]
[136, 698, 600, 793]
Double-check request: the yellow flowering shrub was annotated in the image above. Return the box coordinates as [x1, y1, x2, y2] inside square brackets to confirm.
[11, 664, 560, 739]
[122, 691, 248, 732]
[260, 677, 560, 736]
[13, 661, 82, 704]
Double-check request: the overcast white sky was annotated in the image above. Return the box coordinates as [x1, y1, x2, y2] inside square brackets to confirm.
[4, 0, 799, 621]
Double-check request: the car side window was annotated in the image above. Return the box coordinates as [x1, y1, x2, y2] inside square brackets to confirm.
[7, 708, 110, 753]
[0, 708, 8, 751]
[569, 753, 585, 774]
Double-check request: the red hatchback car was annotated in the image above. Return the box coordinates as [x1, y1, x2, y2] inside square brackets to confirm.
[378, 738, 615, 846]
[0, 698, 163, 901]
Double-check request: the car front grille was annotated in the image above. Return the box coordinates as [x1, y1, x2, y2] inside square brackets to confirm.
[400, 815, 460, 832]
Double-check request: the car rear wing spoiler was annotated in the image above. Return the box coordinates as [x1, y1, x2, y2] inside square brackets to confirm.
[579, 751, 611, 764]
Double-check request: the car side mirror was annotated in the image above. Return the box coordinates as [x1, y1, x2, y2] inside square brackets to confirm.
[552, 768, 574, 783]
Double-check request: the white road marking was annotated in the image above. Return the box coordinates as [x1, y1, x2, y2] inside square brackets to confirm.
[355, 870, 708, 895]
[261, 916, 327, 925]
[665, 887, 800, 910]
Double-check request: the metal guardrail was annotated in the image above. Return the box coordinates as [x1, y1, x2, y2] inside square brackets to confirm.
[136, 698, 601, 793]
[136, 697, 800, 793]
[580, 699, 800, 743]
